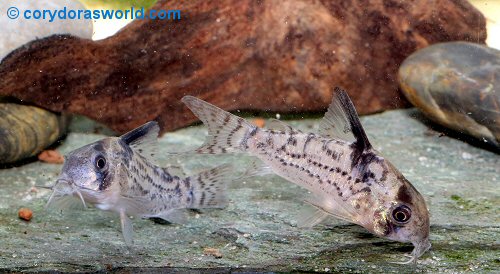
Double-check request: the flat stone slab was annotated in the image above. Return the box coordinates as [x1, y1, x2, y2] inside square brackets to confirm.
[0, 109, 498, 272]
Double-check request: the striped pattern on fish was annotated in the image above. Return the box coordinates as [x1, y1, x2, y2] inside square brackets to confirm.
[182, 87, 431, 263]
[47, 121, 231, 245]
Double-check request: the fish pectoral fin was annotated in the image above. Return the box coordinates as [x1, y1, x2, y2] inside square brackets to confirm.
[296, 207, 330, 228]
[119, 121, 160, 163]
[120, 210, 134, 246]
[318, 87, 372, 153]
[303, 196, 357, 224]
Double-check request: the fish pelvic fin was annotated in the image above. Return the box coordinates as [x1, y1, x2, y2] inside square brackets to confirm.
[187, 164, 233, 209]
[120, 210, 134, 246]
[182, 96, 258, 154]
[144, 210, 190, 225]
[241, 157, 274, 178]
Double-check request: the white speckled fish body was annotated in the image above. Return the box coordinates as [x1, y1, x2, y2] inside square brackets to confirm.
[47, 122, 231, 245]
[182, 87, 431, 263]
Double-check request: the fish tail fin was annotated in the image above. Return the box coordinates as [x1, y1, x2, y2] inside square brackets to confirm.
[187, 164, 233, 209]
[182, 96, 258, 154]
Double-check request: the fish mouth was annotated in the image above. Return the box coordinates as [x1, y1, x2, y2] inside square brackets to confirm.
[395, 238, 431, 264]
[45, 179, 93, 209]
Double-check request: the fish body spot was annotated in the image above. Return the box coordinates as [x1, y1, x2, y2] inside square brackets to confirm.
[396, 183, 413, 204]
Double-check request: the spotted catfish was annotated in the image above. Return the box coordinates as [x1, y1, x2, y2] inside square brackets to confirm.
[46, 121, 231, 245]
[182, 87, 431, 263]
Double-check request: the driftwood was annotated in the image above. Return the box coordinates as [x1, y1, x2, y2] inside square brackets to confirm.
[0, 0, 486, 134]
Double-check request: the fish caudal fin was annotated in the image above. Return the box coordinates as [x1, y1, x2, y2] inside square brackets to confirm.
[187, 164, 232, 209]
[182, 96, 258, 154]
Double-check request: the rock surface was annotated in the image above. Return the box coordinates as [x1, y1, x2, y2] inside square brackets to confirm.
[399, 42, 500, 150]
[0, 103, 68, 165]
[0, 0, 486, 134]
[0, 109, 498, 272]
[0, 0, 92, 164]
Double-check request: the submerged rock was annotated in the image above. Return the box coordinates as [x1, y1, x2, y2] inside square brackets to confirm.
[0, 0, 486, 133]
[0, 109, 498, 272]
[0, 0, 92, 165]
[399, 42, 500, 149]
[0, 103, 68, 165]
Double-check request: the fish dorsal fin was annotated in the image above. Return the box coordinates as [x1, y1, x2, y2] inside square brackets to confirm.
[119, 121, 159, 160]
[318, 87, 372, 152]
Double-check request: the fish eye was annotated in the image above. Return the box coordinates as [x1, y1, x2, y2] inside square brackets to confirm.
[392, 205, 411, 224]
[95, 156, 106, 170]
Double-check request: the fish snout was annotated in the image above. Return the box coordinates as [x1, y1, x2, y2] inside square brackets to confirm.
[55, 178, 72, 186]
[52, 176, 89, 209]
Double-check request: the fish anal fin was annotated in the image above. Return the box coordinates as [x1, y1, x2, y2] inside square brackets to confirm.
[242, 157, 274, 178]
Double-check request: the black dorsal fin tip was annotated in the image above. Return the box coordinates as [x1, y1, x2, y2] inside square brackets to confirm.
[333, 87, 372, 151]
[119, 121, 160, 163]
[120, 121, 159, 146]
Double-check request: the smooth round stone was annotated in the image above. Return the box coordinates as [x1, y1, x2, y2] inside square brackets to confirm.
[399, 42, 500, 149]
[0, 0, 93, 60]
[0, 103, 68, 165]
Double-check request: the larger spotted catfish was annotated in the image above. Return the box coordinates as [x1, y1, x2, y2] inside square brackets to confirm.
[46, 121, 231, 245]
[182, 87, 431, 263]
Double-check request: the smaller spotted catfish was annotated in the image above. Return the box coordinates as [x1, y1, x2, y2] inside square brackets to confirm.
[182, 87, 431, 263]
[45, 121, 231, 245]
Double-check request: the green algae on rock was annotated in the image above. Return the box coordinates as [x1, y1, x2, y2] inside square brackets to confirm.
[398, 42, 500, 149]
[0, 103, 68, 165]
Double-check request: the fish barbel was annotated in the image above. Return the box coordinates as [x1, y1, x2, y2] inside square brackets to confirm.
[182, 87, 431, 263]
[46, 121, 232, 245]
